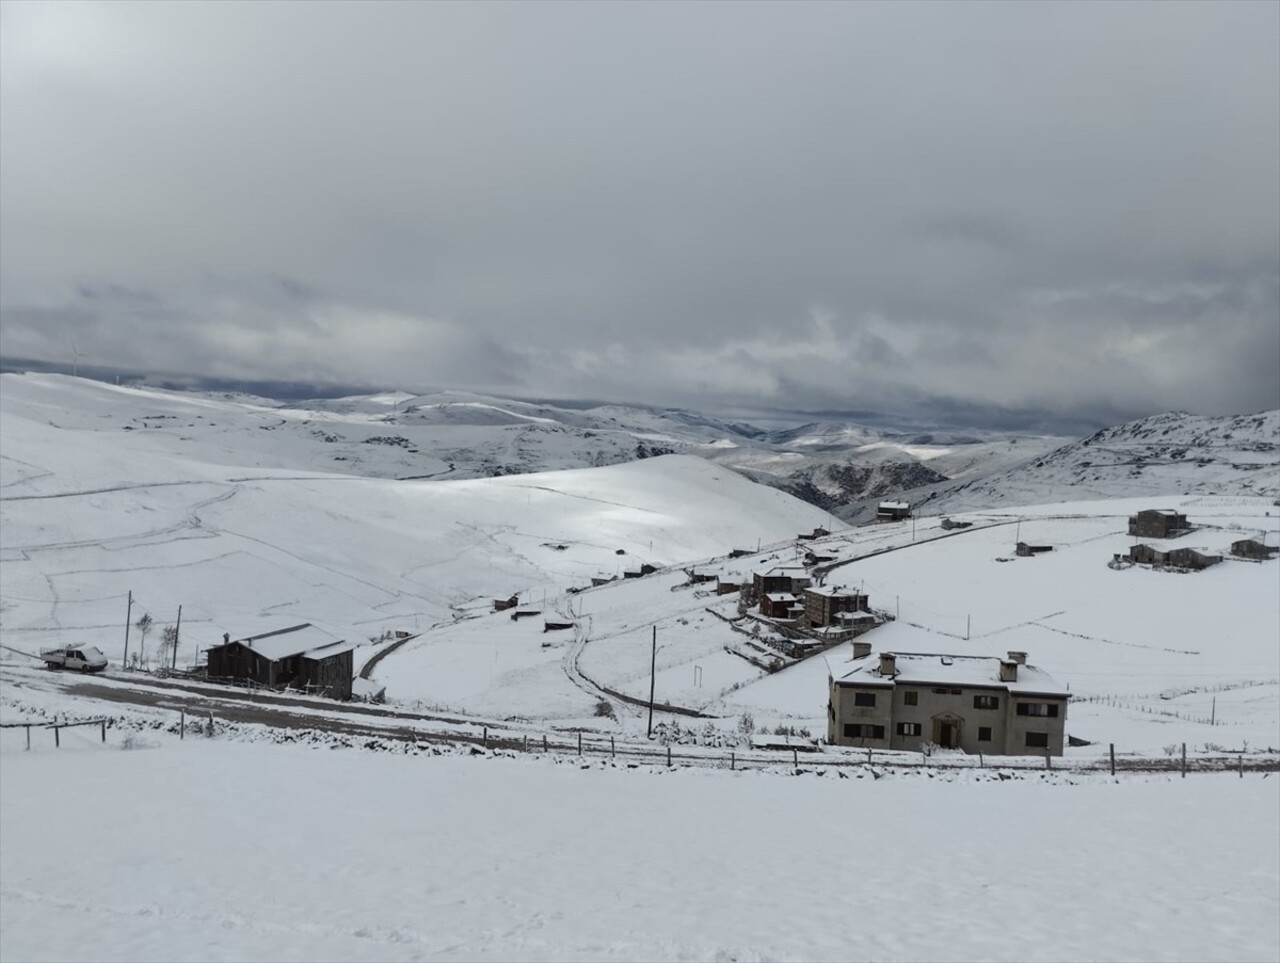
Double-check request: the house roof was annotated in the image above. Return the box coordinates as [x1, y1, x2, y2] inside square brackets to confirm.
[878, 501, 910, 510]
[223, 623, 345, 661]
[756, 565, 808, 578]
[302, 640, 357, 661]
[765, 593, 799, 603]
[805, 584, 862, 599]
[831, 651, 1069, 697]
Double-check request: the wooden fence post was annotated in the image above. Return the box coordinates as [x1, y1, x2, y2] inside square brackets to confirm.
[730, 751, 735, 771]
[482, 726, 488, 750]
[1181, 743, 1186, 778]
[54, 726, 60, 749]
[1239, 753, 1244, 778]
[666, 745, 671, 767]
[793, 748, 798, 769]
[25, 725, 31, 751]
[180, 709, 185, 740]
[523, 734, 528, 753]
[578, 731, 582, 756]
[610, 736, 615, 759]
[101, 720, 106, 743]
[543, 734, 548, 752]
[1109, 743, 1115, 777]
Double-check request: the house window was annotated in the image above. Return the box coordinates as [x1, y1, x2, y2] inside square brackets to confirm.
[973, 695, 999, 710]
[853, 692, 877, 707]
[896, 722, 922, 736]
[978, 727, 992, 742]
[903, 690, 918, 706]
[1025, 732, 1049, 748]
[1016, 702, 1059, 718]
[932, 687, 949, 695]
[844, 724, 885, 739]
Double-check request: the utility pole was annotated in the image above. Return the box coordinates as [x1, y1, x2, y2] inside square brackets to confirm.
[647, 626, 657, 739]
[122, 590, 133, 670]
[172, 605, 182, 670]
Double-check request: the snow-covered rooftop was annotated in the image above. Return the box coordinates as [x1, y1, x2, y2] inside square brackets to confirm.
[833, 651, 1069, 697]
[230, 624, 342, 662]
[765, 593, 798, 603]
[805, 584, 862, 598]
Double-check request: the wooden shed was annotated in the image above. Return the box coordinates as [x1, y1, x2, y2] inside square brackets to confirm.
[205, 624, 353, 700]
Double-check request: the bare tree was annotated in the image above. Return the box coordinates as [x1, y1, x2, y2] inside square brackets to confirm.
[159, 624, 178, 664]
[134, 613, 153, 668]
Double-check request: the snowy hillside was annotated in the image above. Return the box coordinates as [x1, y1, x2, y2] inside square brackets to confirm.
[0, 373, 834, 668]
[0, 371, 1073, 510]
[908, 409, 1280, 515]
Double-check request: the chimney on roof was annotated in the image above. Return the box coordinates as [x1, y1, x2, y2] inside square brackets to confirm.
[1007, 651, 1027, 665]
[878, 652, 896, 676]
[223, 633, 230, 645]
[999, 659, 1018, 683]
[852, 640, 872, 660]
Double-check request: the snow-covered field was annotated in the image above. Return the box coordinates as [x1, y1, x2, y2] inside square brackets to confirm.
[2, 731, 1277, 963]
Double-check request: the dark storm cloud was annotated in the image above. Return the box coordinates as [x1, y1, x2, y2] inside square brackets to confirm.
[1, 0, 1276, 426]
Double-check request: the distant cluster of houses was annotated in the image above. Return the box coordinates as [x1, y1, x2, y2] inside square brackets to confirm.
[1117, 509, 1278, 571]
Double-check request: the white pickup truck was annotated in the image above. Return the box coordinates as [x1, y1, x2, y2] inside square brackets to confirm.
[41, 645, 108, 673]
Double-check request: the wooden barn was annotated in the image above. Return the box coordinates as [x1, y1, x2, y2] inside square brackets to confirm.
[1016, 542, 1054, 557]
[1231, 539, 1279, 561]
[205, 624, 354, 700]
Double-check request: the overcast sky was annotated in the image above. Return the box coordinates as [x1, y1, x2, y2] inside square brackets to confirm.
[1, 0, 1277, 427]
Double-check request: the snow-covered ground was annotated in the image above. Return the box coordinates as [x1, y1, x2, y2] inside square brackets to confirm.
[2, 731, 1277, 963]
[3, 373, 1280, 963]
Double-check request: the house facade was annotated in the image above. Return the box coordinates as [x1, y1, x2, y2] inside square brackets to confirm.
[827, 650, 1069, 756]
[1128, 509, 1190, 539]
[877, 501, 911, 521]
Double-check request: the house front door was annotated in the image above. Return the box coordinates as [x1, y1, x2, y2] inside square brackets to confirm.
[933, 717, 961, 749]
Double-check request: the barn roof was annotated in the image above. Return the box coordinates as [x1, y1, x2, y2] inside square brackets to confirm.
[223, 623, 344, 662]
[302, 640, 357, 661]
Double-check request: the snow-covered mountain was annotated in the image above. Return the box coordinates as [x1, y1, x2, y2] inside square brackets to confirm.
[0, 373, 1073, 508]
[905, 409, 1280, 516]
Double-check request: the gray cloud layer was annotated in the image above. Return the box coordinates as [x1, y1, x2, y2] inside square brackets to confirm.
[2, 1, 1277, 425]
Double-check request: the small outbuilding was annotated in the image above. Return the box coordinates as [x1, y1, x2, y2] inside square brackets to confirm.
[205, 623, 354, 700]
[1016, 542, 1054, 557]
[1231, 539, 1279, 561]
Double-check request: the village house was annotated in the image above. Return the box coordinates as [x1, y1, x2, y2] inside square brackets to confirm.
[1231, 538, 1279, 561]
[827, 647, 1069, 756]
[803, 585, 869, 627]
[877, 501, 911, 521]
[1128, 509, 1191, 539]
[760, 592, 802, 620]
[752, 565, 811, 598]
[1016, 542, 1054, 557]
[797, 526, 831, 541]
[716, 577, 742, 595]
[205, 623, 355, 700]
[492, 594, 519, 612]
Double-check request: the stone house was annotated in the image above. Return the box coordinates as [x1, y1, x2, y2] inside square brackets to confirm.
[827, 649, 1069, 756]
[877, 501, 911, 521]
